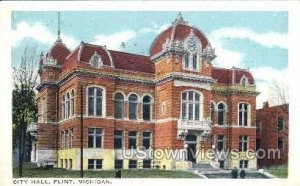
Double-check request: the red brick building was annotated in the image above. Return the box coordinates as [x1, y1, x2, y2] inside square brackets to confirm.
[28, 14, 259, 170]
[256, 102, 289, 168]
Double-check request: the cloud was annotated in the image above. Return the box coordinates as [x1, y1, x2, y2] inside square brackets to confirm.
[91, 30, 136, 50]
[138, 23, 169, 34]
[12, 21, 78, 49]
[209, 27, 288, 69]
[210, 39, 245, 68]
[210, 27, 288, 49]
[90, 23, 169, 51]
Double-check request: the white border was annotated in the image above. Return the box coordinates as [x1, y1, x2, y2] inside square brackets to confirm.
[1, 1, 300, 186]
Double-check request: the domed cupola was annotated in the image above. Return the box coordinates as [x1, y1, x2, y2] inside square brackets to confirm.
[149, 13, 216, 63]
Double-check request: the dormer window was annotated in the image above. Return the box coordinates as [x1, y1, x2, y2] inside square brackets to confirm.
[240, 76, 248, 87]
[90, 52, 102, 68]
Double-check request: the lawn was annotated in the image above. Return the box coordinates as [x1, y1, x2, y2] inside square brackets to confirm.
[266, 165, 288, 178]
[13, 162, 200, 178]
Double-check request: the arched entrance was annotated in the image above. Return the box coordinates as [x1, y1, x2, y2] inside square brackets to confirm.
[185, 134, 197, 163]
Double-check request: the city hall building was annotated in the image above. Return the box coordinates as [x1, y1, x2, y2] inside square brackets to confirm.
[28, 14, 259, 170]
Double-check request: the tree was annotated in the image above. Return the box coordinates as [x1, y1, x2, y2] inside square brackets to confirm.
[13, 46, 38, 177]
[268, 79, 289, 114]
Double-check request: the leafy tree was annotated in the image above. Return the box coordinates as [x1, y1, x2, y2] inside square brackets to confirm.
[13, 46, 38, 177]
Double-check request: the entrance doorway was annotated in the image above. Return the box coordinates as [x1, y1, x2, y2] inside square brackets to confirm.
[185, 134, 197, 163]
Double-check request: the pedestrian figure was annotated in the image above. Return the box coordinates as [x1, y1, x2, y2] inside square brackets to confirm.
[240, 169, 245, 178]
[231, 167, 238, 178]
[115, 169, 121, 178]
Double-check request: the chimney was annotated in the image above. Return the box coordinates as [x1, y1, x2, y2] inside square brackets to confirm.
[263, 101, 269, 109]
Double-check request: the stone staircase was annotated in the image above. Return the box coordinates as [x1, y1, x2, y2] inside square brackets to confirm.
[193, 163, 216, 171]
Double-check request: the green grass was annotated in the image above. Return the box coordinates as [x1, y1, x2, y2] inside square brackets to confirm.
[13, 162, 200, 178]
[266, 164, 288, 178]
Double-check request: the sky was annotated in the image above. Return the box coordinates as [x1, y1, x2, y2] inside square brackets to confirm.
[11, 11, 288, 108]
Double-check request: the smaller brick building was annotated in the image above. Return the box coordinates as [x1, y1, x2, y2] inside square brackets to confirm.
[256, 102, 289, 168]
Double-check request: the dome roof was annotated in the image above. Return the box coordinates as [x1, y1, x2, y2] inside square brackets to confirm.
[46, 39, 70, 65]
[150, 13, 209, 57]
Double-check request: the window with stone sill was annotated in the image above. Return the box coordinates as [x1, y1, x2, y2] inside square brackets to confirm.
[217, 103, 226, 125]
[181, 91, 201, 121]
[128, 94, 138, 120]
[143, 132, 152, 149]
[88, 128, 103, 148]
[143, 95, 152, 121]
[239, 136, 248, 152]
[88, 159, 102, 170]
[114, 130, 123, 149]
[114, 92, 124, 119]
[239, 103, 250, 126]
[128, 131, 137, 149]
[88, 87, 103, 117]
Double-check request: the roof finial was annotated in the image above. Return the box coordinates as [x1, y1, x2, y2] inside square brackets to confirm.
[55, 11, 62, 43]
[176, 12, 183, 22]
[172, 12, 186, 26]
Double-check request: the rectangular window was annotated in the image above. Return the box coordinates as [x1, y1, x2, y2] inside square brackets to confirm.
[114, 130, 123, 149]
[88, 159, 103, 170]
[219, 160, 224, 168]
[217, 135, 224, 151]
[239, 160, 248, 169]
[278, 138, 284, 150]
[239, 136, 248, 152]
[65, 130, 69, 149]
[143, 132, 151, 149]
[61, 131, 65, 149]
[60, 159, 63, 168]
[129, 160, 137, 169]
[128, 131, 137, 149]
[278, 117, 284, 131]
[143, 159, 151, 168]
[115, 160, 123, 169]
[70, 129, 73, 148]
[69, 159, 72, 169]
[65, 159, 68, 169]
[239, 103, 248, 126]
[88, 128, 103, 148]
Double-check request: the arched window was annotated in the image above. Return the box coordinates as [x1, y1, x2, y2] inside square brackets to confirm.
[239, 103, 249, 126]
[62, 95, 65, 119]
[218, 103, 226, 125]
[210, 102, 215, 123]
[66, 92, 70, 118]
[114, 92, 124, 119]
[90, 52, 102, 68]
[192, 54, 197, 70]
[182, 91, 200, 121]
[143, 96, 152, 121]
[184, 53, 189, 68]
[185, 134, 197, 143]
[88, 87, 103, 116]
[70, 90, 74, 116]
[128, 94, 138, 120]
[240, 76, 248, 87]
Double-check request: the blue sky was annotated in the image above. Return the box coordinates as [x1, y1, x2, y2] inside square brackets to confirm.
[11, 11, 288, 108]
